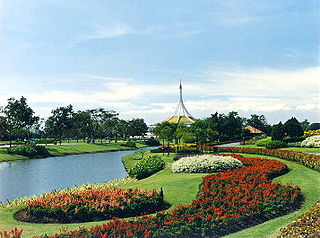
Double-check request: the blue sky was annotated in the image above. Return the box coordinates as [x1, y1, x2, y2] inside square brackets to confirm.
[0, 0, 319, 124]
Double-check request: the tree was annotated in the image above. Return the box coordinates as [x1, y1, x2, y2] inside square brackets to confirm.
[45, 105, 74, 143]
[246, 114, 269, 132]
[0, 96, 39, 146]
[127, 118, 148, 138]
[153, 122, 177, 154]
[308, 122, 320, 131]
[271, 122, 285, 140]
[299, 119, 310, 131]
[72, 110, 94, 142]
[283, 117, 304, 138]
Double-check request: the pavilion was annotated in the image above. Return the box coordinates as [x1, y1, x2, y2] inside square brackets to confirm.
[163, 80, 196, 125]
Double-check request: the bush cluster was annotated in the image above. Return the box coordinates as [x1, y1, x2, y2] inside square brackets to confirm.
[301, 135, 320, 148]
[121, 141, 137, 148]
[256, 137, 272, 147]
[128, 156, 165, 179]
[6, 145, 49, 157]
[265, 140, 287, 149]
[172, 154, 243, 173]
[145, 137, 160, 146]
[150, 147, 174, 153]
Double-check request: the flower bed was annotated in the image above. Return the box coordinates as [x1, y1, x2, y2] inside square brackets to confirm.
[19, 188, 164, 223]
[205, 146, 320, 171]
[39, 154, 302, 237]
[301, 135, 320, 148]
[172, 154, 243, 173]
[278, 201, 320, 237]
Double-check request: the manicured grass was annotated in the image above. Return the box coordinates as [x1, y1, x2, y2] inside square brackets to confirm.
[0, 152, 318, 237]
[120, 153, 206, 207]
[0, 142, 146, 163]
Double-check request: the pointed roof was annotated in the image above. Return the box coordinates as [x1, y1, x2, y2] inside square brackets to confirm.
[244, 125, 264, 134]
[163, 80, 195, 124]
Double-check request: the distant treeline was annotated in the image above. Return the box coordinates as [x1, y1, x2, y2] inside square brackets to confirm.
[0, 96, 148, 145]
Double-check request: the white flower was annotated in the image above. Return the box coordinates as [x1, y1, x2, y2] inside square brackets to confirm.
[301, 135, 320, 148]
[172, 155, 243, 173]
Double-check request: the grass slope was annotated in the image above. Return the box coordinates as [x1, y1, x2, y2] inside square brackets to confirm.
[0, 142, 146, 163]
[0, 152, 318, 237]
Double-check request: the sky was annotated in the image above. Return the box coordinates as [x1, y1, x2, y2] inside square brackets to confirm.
[0, 0, 319, 125]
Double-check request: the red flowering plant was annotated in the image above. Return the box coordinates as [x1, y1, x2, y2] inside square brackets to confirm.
[24, 188, 165, 223]
[34, 154, 303, 237]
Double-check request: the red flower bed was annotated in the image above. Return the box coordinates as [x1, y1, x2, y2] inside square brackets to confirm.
[23, 188, 164, 223]
[35, 155, 302, 237]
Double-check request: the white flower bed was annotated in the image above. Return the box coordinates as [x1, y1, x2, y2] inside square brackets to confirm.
[172, 155, 243, 173]
[301, 135, 320, 148]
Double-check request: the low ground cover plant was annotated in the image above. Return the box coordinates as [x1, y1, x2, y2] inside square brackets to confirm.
[278, 201, 320, 237]
[172, 154, 243, 173]
[39, 154, 302, 237]
[128, 156, 165, 179]
[20, 188, 164, 223]
[301, 135, 320, 148]
[256, 137, 272, 147]
[6, 145, 49, 157]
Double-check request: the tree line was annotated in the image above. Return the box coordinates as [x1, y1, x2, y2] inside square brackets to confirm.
[0, 97, 148, 146]
[153, 111, 311, 147]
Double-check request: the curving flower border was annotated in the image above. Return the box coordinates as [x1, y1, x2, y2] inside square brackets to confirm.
[35, 154, 303, 237]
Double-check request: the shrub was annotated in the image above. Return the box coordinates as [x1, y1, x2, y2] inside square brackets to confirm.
[287, 142, 301, 147]
[25, 188, 164, 223]
[145, 137, 160, 146]
[256, 137, 271, 147]
[130, 149, 147, 160]
[176, 148, 201, 155]
[304, 129, 320, 137]
[265, 140, 287, 149]
[6, 145, 49, 157]
[121, 141, 137, 148]
[128, 156, 165, 179]
[172, 155, 243, 173]
[150, 147, 174, 153]
[283, 136, 305, 143]
[301, 135, 320, 148]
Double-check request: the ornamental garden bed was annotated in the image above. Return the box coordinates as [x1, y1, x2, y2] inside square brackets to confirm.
[14, 188, 167, 223]
[34, 154, 304, 237]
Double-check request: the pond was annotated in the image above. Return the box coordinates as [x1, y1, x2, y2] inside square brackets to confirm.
[0, 150, 137, 203]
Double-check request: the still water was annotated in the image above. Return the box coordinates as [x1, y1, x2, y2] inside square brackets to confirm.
[0, 150, 135, 203]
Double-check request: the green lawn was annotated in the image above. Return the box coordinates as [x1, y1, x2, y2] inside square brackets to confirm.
[0, 152, 319, 237]
[0, 142, 147, 163]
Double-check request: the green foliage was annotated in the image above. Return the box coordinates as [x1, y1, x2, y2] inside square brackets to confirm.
[284, 117, 304, 138]
[128, 156, 165, 179]
[265, 140, 288, 149]
[6, 145, 49, 157]
[287, 142, 301, 147]
[308, 122, 320, 131]
[121, 141, 137, 148]
[256, 137, 272, 147]
[271, 122, 285, 140]
[145, 137, 160, 146]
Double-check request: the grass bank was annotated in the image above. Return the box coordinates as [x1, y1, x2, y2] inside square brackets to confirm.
[0, 152, 318, 237]
[0, 142, 147, 163]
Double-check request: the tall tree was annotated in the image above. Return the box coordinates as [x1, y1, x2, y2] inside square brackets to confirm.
[283, 117, 304, 138]
[45, 105, 74, 143]
[0, 96, 39, 146]
[271, 122, 286, 140]
[127, 118, 148, 138]
[246, 114, 269, 133]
